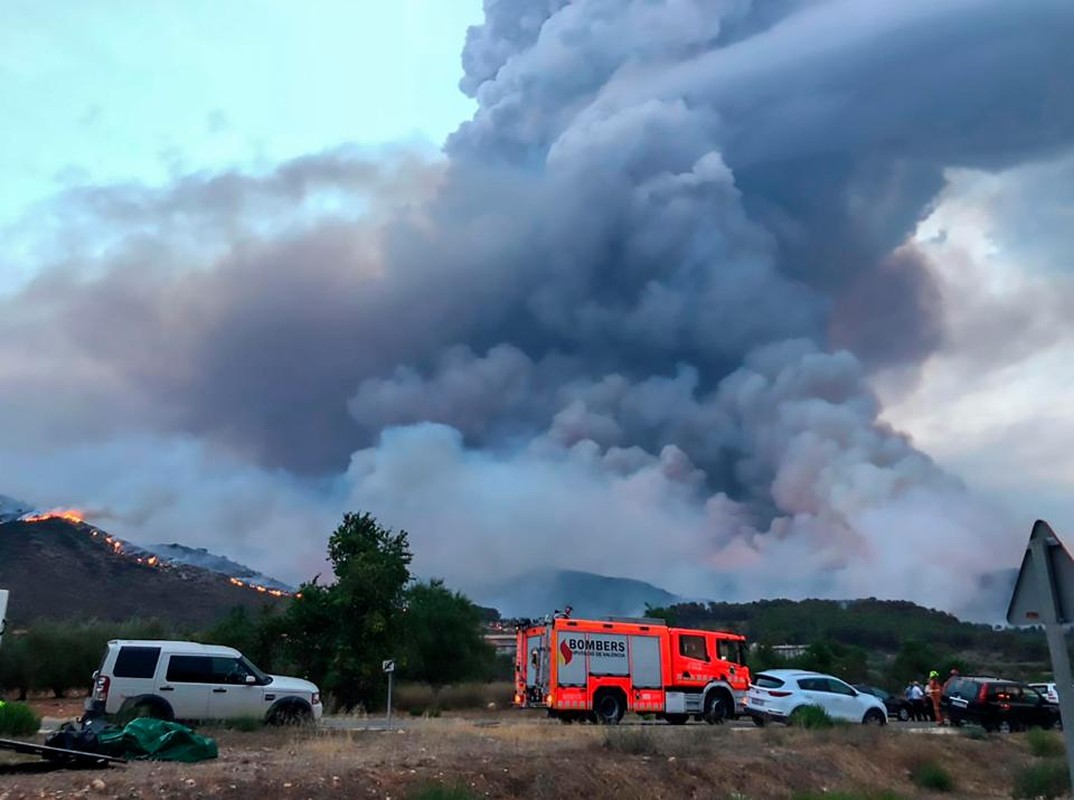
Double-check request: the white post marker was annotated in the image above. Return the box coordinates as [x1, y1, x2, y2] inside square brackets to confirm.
[383, 659, 395, 729]
[1007, 520, 1074, 784]
[0, 589, 8, 651]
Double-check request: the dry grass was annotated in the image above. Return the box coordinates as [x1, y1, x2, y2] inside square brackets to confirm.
[394, 681, 515, 712]
[0, 715, 1048, 799]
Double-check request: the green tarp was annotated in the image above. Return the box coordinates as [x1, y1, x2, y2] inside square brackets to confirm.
[97, 718, 218, 763]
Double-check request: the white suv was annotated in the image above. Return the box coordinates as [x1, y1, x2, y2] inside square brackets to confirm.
[86, 640, 322, 725]
[744, 669, 887, 725]
[1028, 682, 1061, 705]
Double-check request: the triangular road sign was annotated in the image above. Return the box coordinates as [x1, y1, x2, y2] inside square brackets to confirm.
[1007, 520, 1074, 626]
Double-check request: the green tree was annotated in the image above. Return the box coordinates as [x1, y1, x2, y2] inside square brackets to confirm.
[0, 634, 32, 699]
[280, 512, 412, 710]
[201, 605, 284, 671]
[889, 639, 939, 687]
[401, 580, 495, 696]
[644, 604, 678, 626]
[749, 643, 788, 673]
[202, 607, 258, 654]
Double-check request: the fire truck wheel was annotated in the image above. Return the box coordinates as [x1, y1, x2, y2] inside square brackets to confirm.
[703, 692, 731, 725]
[593, 690, 625, 725]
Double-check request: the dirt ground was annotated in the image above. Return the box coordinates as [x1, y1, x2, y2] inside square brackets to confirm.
[23, 694, 87, 721]
[0, 713, 1061, 799]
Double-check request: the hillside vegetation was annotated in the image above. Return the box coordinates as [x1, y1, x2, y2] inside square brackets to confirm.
[0, 518, 286, 626]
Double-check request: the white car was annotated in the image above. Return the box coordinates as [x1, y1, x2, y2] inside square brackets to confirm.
[86, 640, 322, 725]
[744, 669, 887, 725]
[1029, 682, 1061, 705]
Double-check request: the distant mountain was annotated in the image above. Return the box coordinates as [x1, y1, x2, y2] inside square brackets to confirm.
[134, 543, 293, 593]
[0, 516, 288, 627]
[475, 568, 680, 619]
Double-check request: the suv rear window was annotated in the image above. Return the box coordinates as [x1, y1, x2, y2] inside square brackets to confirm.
[113, 646, 161, 679]
[945, 678, 979, 699]
[754, 674, 785, 689]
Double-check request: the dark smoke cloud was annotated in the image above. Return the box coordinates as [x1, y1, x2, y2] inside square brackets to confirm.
[2, 0, 1073, 615]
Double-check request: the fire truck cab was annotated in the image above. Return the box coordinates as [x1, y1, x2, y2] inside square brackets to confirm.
[515, 614, 749, 724]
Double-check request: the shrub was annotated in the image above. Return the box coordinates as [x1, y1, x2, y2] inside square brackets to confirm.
[393, 682, 513, 712]
[0, 701, 41, 737]
[959, 724, 988, 740]
[909, 760, 954, 792]
[210, 717, 263, 733]
[0, 635, 31, 699]
[407, 784, 475, 800]
[789, 705, 837, 729]
[1027, 727, 1065, 758]
[1012, 761, 1070, 799]
[602, 727, 660, 756]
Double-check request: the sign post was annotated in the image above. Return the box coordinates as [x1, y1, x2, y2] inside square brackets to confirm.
[383, 659, 395, 729]
[0, 589, 8, 651]
[1007, 520, 1074, 784]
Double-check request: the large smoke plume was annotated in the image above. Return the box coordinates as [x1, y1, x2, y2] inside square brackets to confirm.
[2, 0, 1073, 617]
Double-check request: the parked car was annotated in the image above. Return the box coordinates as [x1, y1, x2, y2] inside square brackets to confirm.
[943, 676, 1060, 732]
[1028, 682, 1060, 705]
[855, 684, 912, 721]
[85, 639, 322, 725]
[744, 670, 887, 725]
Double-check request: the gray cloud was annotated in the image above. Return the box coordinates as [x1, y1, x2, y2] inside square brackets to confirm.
[2, 0, 1073, 616]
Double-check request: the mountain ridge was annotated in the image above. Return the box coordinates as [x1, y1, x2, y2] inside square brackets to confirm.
[0, 516, 288, 627]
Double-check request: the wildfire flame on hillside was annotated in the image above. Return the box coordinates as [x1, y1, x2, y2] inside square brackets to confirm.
[228, 576, 295, 598]
[19, 508, 86, 524]
[12, 508, 294, 598]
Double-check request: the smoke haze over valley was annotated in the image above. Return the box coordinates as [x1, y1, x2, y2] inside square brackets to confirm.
[2, 0, 1073, 619]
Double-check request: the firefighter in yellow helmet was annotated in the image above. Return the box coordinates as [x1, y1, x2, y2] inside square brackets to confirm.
[927, 670, 944, 724]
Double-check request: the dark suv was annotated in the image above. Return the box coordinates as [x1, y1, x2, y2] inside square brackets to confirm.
[943, 677, 1061, 731]
[854, 685, 912, 721]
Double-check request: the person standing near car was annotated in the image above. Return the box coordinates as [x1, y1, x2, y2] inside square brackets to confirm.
[927, 670, 945, 724]
[908, 680, 925, 720]
[944, 668, 960, 690]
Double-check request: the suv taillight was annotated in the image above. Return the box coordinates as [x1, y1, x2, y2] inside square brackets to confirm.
[977, 683, 988, 703]
[768, 690, 792, 697]
[93, 674, 110, 703]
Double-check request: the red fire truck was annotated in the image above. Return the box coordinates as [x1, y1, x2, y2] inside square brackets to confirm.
[514, 612, 750, 724]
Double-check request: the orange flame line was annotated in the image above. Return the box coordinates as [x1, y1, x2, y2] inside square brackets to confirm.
[20, 509, 86, 524]
[15, 513, 296, 598]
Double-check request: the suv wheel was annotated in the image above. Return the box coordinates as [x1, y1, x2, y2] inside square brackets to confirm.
[897, 707, 910, 722]
[119, 697, 174, 725]
[863, 709, 886, 726]
[266, 701, 313, 727]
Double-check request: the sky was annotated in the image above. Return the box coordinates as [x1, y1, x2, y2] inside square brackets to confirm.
[2, 0, 1073, 620]
[0, 0, 482, 287]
